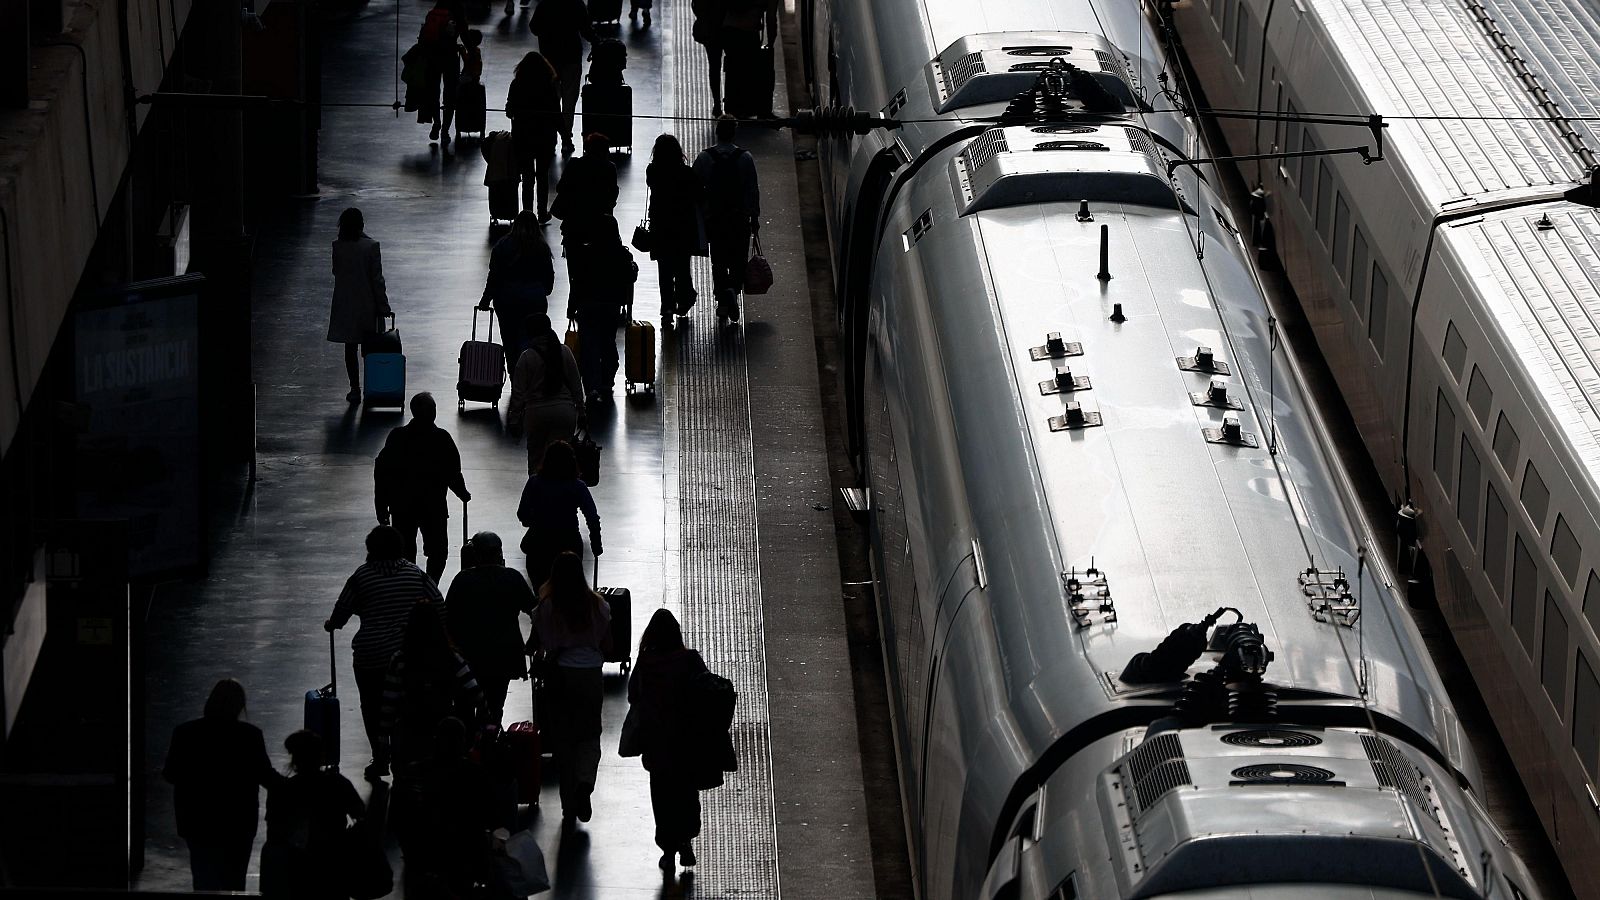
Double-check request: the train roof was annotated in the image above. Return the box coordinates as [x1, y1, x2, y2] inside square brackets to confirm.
[1443, 202, 1600, 487]
[1303, 0, 1597, 200]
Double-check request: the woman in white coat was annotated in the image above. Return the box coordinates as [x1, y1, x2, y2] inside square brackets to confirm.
[328, 208, 392, 403]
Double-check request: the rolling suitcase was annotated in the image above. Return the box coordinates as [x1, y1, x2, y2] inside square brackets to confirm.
[624, 314, 655, 394]
[305, 632, 341, 768]
[364, 352, 406, 409]
[581, 83, 632, 152]
[455, 79, 487, 137]
[587, 0, 623, 24]
[489, 180, 520, 225]
[506, 678, 542, 805]
[458, 306, 506, 409]
[595, 558, 632, 671]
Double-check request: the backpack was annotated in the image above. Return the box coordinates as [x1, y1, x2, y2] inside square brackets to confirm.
[587, 39, 627, 85]
[419, 7, 454, 46]
[705, 146, 747, 219]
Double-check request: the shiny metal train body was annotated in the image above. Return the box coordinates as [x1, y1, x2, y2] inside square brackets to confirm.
[1168, 0, 1600, 890]
[793, 0, 1546, 898]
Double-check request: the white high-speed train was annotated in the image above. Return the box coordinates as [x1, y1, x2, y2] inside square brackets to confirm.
[1169, 0, 1600, 891]
[793, 0, 1547, 898]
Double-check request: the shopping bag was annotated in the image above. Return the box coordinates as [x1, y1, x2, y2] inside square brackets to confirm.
[618, 704, 645, 758]
[339, 819, 395, 900]
[494, 829, 551, 896]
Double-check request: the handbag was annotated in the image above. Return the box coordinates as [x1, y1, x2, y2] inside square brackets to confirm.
[618, 704, 645, 758]
[572, 428, 602, 487]
[744, 234, 774, 295]
[363, 312, 402, 355]
[631, 188, 654, 253]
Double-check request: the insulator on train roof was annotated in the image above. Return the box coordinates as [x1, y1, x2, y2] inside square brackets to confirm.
[1076, 200, 1094, 222]
[1121, 607, 1236, 683]
[1097, 224, 1113, 282]
[784, 107, 899, 136]
[1109, 303, 1126, 323]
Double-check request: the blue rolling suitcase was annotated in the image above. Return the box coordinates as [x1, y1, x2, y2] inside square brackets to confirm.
[364, 353, 406, 409]
[305, 632, 340, 768]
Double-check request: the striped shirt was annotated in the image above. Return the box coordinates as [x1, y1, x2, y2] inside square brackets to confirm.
[379, 651, 482, 734]
[330, 560, 444, 669]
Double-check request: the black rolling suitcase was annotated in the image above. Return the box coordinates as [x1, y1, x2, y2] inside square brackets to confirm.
[456, 79, 487, 137]
[725, 43, 775, 118]
[581, 83, 632, 152]
[594, 558, 632, 671]
[587, 0, 622, 24]
[305, 632, 341, 768]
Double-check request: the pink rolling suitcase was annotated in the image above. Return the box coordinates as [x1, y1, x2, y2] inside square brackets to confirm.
[457, 306, 505, 409]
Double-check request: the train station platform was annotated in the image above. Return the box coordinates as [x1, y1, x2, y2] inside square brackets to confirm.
[134, 1, 882, 896]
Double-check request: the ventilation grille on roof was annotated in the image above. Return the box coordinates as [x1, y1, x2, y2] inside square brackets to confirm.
[1032, 125, 1096, 135]
[963, 130, 1011, 173]
[1230, 763, 1343, 786]
[1221, 729, 1323, 748]
[946, 51, 986, 96]
[1096, 49, 1130, 80]
[1007, 46, 1074, 57]
[1123, 127, 1159, 160]
[1124, 733, 1192, 813]
[1362, 734, 1440, 823]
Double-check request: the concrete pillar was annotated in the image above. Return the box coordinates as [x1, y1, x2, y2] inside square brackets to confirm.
[1, 0, 27, 109]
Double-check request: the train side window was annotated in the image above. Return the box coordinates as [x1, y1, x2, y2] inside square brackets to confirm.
[1284, 100, 1301, 183]
[1574, 650, 1600, 781]
[1350, 228, 1369, 320]
[1586, 570, 1600, 635]
[1299, 134, 1319, 209]
[1511, 536, 1539, 656]
[1369, 265, 1389, 359]
[1544, 591, 1571, 715]
[1213, 0, 1227, 27]
[1484, 484, 1510, 599]
[1221, 0, 1236, 48]
[1433, 390, 1456, 499]
[1315, 162, 1334, 244]
[1521, 463, 1550, 533]
[1459, 438, 1483, 547]
[1553, 515, 1583, 588]
[1466, 366, 1492, 428]
[1443, 321, 1467, 381]
[1331, 194, 1350, 280]
[1233, 5, 1250, 68]
[1492, 413, 1520, 476]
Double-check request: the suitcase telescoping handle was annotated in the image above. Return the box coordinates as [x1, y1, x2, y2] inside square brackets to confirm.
[462, 497, 469, 545]
[472, 305, 496, 343]
[377, 311, 396, 332]
[328, 630, 337, 696]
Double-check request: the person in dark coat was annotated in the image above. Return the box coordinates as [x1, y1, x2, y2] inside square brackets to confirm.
[517, 440, 602, 588]
[162, 678, 283, 891]
[508, 313, 587, 473]
[529, 0, 597, 153]
[481, 212, 557, 376]
[690, 0, 728, 116]
[505, 51, 563, 218]
[326, 525, 446, 780]
[261, 730, 366, 899]
[374, 392, 472, 581]
[380, 600, 484, 774]
[327, 208, 392, 403]
[445, 531, 537, 725]
[552, 133, 620, 256]
[530, 551, 612, 825]
[692, 116, 761, 322]
[565, 214, 635, 402]
[646, 133, 707, 322]
[418, 0, 466, 146]
[626, 609, 709, 873]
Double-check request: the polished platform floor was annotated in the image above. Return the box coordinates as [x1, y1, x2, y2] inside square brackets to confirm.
[137, 1, 878, 895]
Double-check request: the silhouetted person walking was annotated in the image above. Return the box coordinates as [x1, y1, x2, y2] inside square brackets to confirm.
[261, 730, 365, 899]
[445, 532, 537, 725]
[646, 133, 706, 322]
[517, 440, 602, 588]
[552, 133, 620, 261]
[627, 609, 710, 873]
[326, 525, 445, 780]
[418, 0, 465, 146]
[327, 207, 391, 403]
[162, 678, 282, 891]
[375, 392, 472, 581]
[530, 551, 612, 825]
[405, 717, 497, 895]
[481, 211, 556, 376]
[381, 600, 484, 773]
[691, 0, 728, 116]
[505, 52, 563, 217]
[508, 313, 587, 473]
[565, 214, 634, 402]
[529, 0, 597, 154]
[693, 116, 760, 321]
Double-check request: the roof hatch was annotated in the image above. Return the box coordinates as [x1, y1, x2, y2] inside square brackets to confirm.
[927, 31, 1136, 114]
[951, 124, 1187, 215]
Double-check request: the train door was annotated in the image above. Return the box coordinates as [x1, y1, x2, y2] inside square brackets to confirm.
[839, 149, 903, 472]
